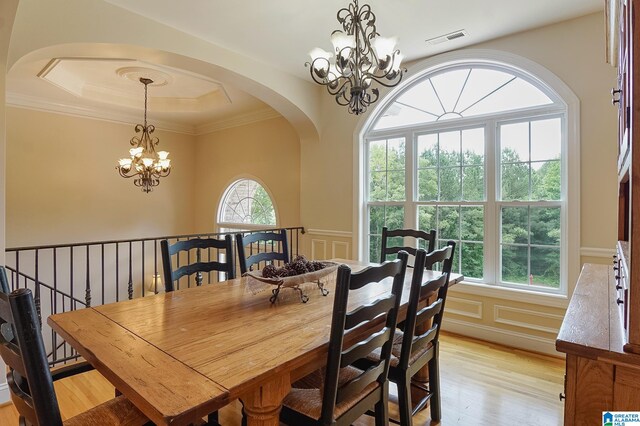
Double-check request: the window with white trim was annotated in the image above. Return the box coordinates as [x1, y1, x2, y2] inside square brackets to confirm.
[364, 63, 569, 294]
[218, 179, 276, 232]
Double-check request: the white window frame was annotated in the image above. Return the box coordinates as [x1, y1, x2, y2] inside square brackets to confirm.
[217, 176, 279, 232]
[353, 50, 580, 306]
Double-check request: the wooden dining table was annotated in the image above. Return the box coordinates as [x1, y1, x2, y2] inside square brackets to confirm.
[48, 259, 463, 426]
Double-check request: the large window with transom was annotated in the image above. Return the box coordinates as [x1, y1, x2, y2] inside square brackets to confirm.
[364, 61, 572, 295]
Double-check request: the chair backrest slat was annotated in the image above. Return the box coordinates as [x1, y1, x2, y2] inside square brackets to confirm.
[414, 298, 444, 327]
[398, 242, 456, 370]
[161, 235, 235, 292]
[236, 229, 289, 274]
[337, 362, 384, 403]
[344, 296, 394, 330]
[0, 269, 63, 426]
[0, 341, 27, 377]
[411, 323, 438, 355]
[340, 327, 390, 368]
[380, 227, 436, 263]
[320, 252, 408, 424]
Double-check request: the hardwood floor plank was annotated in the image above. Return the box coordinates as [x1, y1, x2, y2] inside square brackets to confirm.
[0, 332, 564, 425]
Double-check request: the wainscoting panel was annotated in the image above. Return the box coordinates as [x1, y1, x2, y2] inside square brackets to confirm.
[311, 239, 327, 260]
[332, 241, 350, 259]
[446, 297, 483, 319]
[493, 304, 564, 334]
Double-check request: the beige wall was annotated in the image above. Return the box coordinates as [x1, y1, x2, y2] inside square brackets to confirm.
[6, 107, 197, 247]
[5, 110, 301, 246]
[193, 117, 300, 232]
[299, 12, 618, 355]
[0, 0, 19, 402]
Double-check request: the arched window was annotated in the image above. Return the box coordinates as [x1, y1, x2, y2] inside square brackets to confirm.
[361, 54, 579, 296]
[218, 179, 276, 231]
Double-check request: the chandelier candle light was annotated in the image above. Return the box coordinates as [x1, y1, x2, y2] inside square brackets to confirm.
[307, 0, 405, 115]
[117, 77, 171, 193]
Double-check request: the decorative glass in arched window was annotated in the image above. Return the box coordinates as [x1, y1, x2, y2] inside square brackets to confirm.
[218, 179, 276, 230]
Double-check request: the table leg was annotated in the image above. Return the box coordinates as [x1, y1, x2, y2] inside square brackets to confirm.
[240, 373, 291, 426]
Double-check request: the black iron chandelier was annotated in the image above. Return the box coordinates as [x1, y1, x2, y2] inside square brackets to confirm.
[116, 77, 171, 193]
[307, 0, 405, 115]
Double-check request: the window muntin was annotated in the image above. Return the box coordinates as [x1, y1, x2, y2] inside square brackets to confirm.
[365, 63, 566, 294]
[219, 179, 276, 228]
[373, 66, 554, 131]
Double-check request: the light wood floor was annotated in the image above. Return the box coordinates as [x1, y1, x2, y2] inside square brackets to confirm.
[0, 332, 565, 425]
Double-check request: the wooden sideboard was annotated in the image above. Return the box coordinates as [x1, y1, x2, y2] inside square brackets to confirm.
[556, 0, 640, 423]
[614, 0, 640, 355]
[557, 263, 640, 424]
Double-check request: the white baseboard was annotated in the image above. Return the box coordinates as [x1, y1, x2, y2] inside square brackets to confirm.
[0, 382, 9, 405]
[442, 317, 562, 358]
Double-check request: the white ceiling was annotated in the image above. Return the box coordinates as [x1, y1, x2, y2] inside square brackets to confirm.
[7, 0, 603, 133]
[103, 0, 603, 80]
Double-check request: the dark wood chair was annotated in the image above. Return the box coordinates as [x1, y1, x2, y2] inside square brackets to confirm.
[161, 235, 235, 292]
[0, 276, 148, 425]
[279, 251, 409, 426]
[236, 229, 289, 274]
[364, 241, 456, 425]
[380, 227, 436, 263]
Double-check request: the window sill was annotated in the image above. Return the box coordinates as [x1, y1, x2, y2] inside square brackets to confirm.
[449, 280, 569, 309]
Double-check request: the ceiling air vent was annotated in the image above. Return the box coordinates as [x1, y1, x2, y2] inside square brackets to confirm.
[425, 29, 468, 45]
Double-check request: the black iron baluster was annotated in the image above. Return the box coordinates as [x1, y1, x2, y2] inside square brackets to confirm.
[176, 238, 181, 290]
[70, 247, 74, 307]
[101, 243, 105, 305]
[142, 240, 145, 297]
[35, 249, 42, 327]
[154, 239, 158, 294]
[116, 243, 120, 301]
[85, 245, 91, 308]
[128, 242, 133, 300]
[53, 248, 58, 364]
[15, 251, 19, 289]
[196, 246, 202, 286]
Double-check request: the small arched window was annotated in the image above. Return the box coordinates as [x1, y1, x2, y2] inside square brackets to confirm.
[218, 179, 276, 231]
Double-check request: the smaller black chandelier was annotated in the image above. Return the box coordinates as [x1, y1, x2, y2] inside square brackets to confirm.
[116, 77, 171, 193]
[307, 0, 405, 115]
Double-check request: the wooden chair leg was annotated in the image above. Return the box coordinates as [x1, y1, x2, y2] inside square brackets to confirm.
[374, 381, 390, 426]
[397, 373, 413, 426]
[428, 350, 442, 422]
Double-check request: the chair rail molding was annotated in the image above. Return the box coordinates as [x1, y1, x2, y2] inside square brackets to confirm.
[305, 229, 353, 238]
[580, 246, 616, 258]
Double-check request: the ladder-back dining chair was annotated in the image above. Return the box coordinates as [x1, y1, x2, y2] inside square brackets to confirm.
[161, 235, 235, 292]
[0, 276, 149, 426]
[279, 251, 409, 426]
[364, 241, 456, 425]
[236, 229, 289, 274]
[380, 227, 436, 263]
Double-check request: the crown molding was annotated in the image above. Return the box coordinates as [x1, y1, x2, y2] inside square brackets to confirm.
[6, 92, 282, 135]
[6, 91, 196, 134]
[195, 108, 281, 135]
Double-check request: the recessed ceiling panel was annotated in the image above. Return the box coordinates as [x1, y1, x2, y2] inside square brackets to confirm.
[38, 58, 231, 112]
